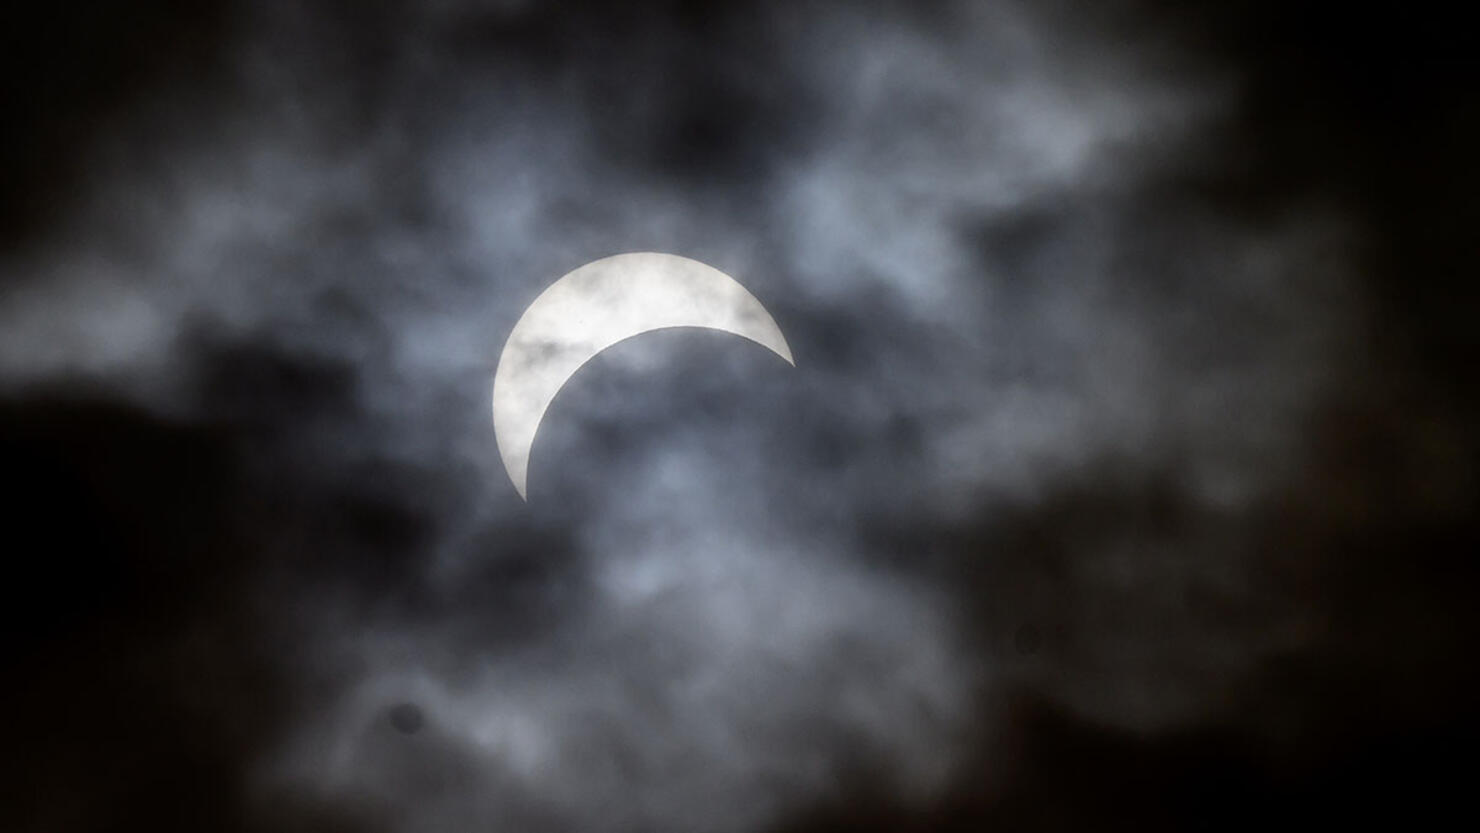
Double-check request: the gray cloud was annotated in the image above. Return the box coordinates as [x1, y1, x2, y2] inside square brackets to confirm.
[8, 1, 1468, 832]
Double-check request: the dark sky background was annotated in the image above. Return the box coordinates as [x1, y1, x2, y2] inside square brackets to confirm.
[2, 2, 1476, 831]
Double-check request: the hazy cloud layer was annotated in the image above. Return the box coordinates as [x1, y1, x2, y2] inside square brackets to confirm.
[4, 2, 1474, 832]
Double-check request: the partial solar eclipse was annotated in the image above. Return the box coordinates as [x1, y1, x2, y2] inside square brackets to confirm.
[492, 252, 795, 499]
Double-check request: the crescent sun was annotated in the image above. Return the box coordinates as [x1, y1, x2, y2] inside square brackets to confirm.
[492, 252, 795, 499]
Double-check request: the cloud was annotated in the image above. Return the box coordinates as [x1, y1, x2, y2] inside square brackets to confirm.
[8, 1, 1443, 832]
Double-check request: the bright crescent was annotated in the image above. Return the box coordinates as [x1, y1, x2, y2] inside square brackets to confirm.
[492, 252, 794, 499]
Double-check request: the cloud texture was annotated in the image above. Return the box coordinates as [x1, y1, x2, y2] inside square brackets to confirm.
[4, 2, 1476, 832]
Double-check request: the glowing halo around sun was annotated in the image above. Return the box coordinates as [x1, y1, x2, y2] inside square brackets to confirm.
[492, 252, 794, 500]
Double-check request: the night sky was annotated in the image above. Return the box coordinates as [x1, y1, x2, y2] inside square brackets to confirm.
[3, 2, 1477, 831]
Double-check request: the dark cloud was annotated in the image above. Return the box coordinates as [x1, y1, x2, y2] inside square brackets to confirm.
[3, 1, 1476, 831]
